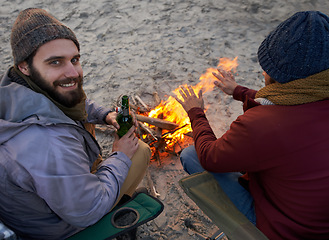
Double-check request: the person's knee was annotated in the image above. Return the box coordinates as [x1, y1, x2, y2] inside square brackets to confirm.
[132, 140, 151, 167]
[179, 145, 206, 174]
[180, 146, 190, 161]
[180, 145, 195, 166]
[140, 140, 151, 160]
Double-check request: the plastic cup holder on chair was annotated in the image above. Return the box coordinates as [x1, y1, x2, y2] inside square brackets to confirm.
[111, 207, 140, 229]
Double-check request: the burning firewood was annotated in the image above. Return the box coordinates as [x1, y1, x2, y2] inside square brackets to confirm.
[138, 122, 158, 141]
[114, 92, 192, 162]
[136, 114, 179, 130]
[161, 124, 188, 137]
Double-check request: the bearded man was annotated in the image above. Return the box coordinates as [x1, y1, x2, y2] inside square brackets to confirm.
[0, 8, 151, 240]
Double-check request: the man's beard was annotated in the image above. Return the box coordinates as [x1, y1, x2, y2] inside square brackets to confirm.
[29, 65, 85, 108]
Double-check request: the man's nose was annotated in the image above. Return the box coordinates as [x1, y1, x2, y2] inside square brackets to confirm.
[64, 62, 80, 78]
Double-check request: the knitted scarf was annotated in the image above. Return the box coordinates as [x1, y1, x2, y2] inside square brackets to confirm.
[13, 66, 87, 121]
[255, 69, 329, 105]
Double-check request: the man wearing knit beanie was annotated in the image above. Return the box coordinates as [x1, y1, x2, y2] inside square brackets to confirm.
[177, 11, 329, 239]
[0, 8, 151, 240]
[11, 8, 80, 66]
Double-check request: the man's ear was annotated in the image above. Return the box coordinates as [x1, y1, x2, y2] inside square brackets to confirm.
[17, 61, 30, 76]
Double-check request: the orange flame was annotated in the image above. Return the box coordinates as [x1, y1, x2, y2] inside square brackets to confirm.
[148, 57, 238, 148]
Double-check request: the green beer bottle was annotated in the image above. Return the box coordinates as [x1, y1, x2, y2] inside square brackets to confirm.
[116, 95, 133, 138]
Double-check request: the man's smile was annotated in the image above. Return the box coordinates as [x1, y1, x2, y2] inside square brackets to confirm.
[59, 80, 77, 88]
[55, 79, 80, 90]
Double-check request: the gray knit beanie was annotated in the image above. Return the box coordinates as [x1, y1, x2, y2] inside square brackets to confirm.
[11, 8, 80, 65]
[258, 11, 329, 83]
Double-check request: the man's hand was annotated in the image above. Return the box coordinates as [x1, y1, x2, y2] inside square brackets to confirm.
[212, 68, 238, 96]
[175, 85, 204, 113]
[105, 111, 138, 130]
[105, 111, 120, 129]
[112, 126, 139, 159]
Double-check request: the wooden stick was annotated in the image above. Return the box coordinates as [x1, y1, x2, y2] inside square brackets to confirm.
[138, 122, 158, 141]
[162, 124, 188, 137]
[153, 92, 161, 106]
[136, 114, 179, 130]
[155, 127, 162, 139]
[146, 168, 160, 198]
[130, 95, 137, 106]
[129, 102, 138, 111]
[155, 150, 162, 166]
[95, 125, 115, 133]
[135, 95, 150, 111]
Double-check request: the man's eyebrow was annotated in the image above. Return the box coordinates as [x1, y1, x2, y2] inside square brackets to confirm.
[44, 54, 80, 63]
[44, 56, 65, 63]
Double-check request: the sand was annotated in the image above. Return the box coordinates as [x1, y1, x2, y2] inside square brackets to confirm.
[1, 0, 329, 239]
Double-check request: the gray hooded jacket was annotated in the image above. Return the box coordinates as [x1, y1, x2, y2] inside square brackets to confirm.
[0, 68, 132, 239]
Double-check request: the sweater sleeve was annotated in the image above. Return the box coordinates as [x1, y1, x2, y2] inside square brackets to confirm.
[188, 107, 262, 173]
[233, 85, 260, 112]
[233, 85, 257, 101]
[85, 99, 112, 124]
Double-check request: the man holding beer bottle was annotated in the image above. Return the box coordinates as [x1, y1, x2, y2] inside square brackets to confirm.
[0, 8, 150, 240]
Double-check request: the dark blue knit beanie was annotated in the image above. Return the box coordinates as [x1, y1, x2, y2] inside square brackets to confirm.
[258, 11, 329, 83]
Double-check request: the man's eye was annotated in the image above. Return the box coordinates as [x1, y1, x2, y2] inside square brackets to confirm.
[50, 60, 60, 65]
[72, 58, 79, 64]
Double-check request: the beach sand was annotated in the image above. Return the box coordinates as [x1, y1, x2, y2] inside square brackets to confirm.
[1, 0, 329, 239]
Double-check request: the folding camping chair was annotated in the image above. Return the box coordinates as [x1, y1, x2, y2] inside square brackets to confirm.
[179, 171, 268, 240]
[0, 192, 163, 240]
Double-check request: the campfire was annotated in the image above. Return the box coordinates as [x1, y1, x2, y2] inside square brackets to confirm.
[96, 57, 239, 197]
[132, 57, 238, 164]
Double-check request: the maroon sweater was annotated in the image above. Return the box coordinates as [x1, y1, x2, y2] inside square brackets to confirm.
[188, 85, 329, 239]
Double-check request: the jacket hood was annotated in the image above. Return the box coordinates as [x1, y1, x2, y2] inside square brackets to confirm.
[0, 68, 76, 145]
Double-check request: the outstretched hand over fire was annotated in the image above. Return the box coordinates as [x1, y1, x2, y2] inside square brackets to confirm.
[212, 68, 238, 95]
[175, 85, 204, 113]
